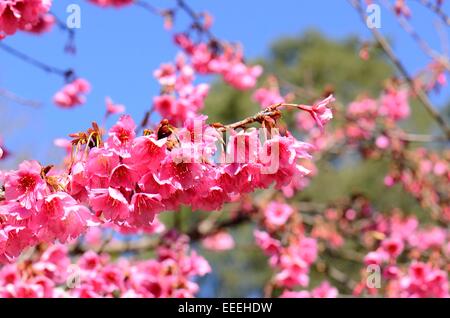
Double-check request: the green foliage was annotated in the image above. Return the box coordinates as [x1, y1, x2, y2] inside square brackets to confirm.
[267, 30, 393, 103]
[204, 30, 395, 127]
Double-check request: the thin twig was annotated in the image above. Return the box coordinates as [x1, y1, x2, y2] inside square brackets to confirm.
[380, 0, 450, 71]
[395, 132, 447, 142]
[134, 0, 163, 16]
[0, 42, 70, 78]
[0, 88, 42, 108]
[175, 0, 220, 43]
[414, 0, 450, 26]
[348, 0, 450, 139]
[50, 11, 76, 54]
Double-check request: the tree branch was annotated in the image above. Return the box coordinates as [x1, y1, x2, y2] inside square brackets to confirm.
[0, 42, 71, 78]
[414, 0, 450, 26]
[349, 0, 450, 140]
[0, 88, 42, 108]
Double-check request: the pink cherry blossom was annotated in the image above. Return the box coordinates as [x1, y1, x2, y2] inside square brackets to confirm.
[264, 201, 294, 228]
[0, 234, 210, 298]
[24, 13, 54, 34]
[253, 87, 286, 109]
[202, 231, 235, 251]
[310, 281, 339, 298]
[105, 97, 125, 116]
[129, 193, 163, 227]
[89, 187, 129, 222]
[310, 95, 335, 128]
[381, 237, 404, 259]
[174, 35, 263, 90]
[0, 0, 52, 38]
[376, 135, 390, 149]
[4, 160, 47, 210]
[379, 88, 410, 121]
[53, 78, 91, 108]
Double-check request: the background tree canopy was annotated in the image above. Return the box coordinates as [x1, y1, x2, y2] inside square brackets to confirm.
[196, 30, 442, 297]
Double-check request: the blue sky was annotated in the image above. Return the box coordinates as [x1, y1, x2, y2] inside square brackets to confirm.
[1, 0, 449, 166]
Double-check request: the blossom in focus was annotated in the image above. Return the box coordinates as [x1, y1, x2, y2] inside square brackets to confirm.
[296, 95, 335, 129]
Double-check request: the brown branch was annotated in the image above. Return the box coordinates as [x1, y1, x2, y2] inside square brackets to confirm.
[327, 264, 357, 292]
[71, 212, 251, 255]
[187, 212, 251, 240]
[0, 88, 42, 108]
[134, 0, 164, 16]
[218, 102, 306, 132]
[349, 0, 450, 140]
[219, 108, 281, 131]
[0, 42, 71, 78]
[175, 0, 219, 43]
[414, 0, 450, 26]
[394, 132, 447, 143]
[385, 2, 450, 71]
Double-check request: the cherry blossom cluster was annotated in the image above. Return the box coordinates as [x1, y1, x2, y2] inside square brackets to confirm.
[344, 87, 410, 143]
[253, 200, 338, 298]
[0, 232, 210, 298]
[0, 160, 98, 263]
[201, 230, 235, 251]
[254, 230, 320, 290]
[291, 84, 411, 157]
[354, 212, 449, 297]
[0, 95, 335, 263]
[293, 195, 449, 298]
[384, 147, 450, 221]
[71, 113, 314, 223]
[253, 77, 294, 109]
[53, 78, 91, 108]
[174, 33, 263, 90]
[0, 0, 53, 39]
[322, 89, 447, 222]
[153, 54, 210, 125]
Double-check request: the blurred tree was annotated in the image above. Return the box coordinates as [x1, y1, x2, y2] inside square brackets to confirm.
[200, 30, 441, 297]
[205, 30, 394, 124]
